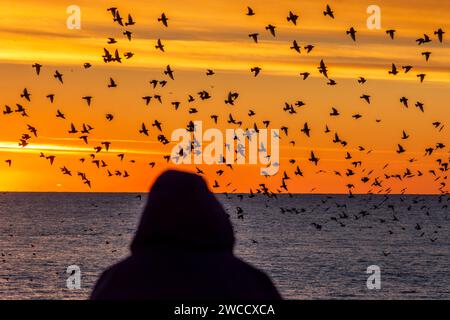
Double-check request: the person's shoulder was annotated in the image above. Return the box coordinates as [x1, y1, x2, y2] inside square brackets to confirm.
[90, 256, 134, 299]
[231, 257, 276, 282]
[228, 257, 282, 299]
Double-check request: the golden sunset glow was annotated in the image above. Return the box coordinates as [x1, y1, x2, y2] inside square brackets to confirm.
[0, 0, 448, 193]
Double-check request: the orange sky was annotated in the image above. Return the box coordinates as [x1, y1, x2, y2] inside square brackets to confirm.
[0, 0, 449, 193]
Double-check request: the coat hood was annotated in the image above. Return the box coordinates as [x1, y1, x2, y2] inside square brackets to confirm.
[130, 170, 235, 252]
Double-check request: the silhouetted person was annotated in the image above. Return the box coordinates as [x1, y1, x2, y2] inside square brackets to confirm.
[91, 170, 281, 300]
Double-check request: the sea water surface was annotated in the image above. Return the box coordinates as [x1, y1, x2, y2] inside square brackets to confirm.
[0, 193, 449, 299]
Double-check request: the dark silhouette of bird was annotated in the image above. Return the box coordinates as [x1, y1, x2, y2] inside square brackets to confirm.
[108, 78, 117, 88]
[265, 24, 276, 37]
[224, 91, 239, 105]
[400, 96, 409, 108]
[323, 4, 334, 18]
[397, 144, 406, 154]
[152, 120, 162, 131]
[318, 60, 328, 78]
[299, 72, 310, 80]
[82, 96, 92, 106]
[32, 63, 42, 75]
[246, 7, 255, 16]
[422, 51, 431, 61]
[164, 65, 174, 80]
[402, 65, 413, 73]
[113, 10, 123, 26]
[20, 88, 31, 101]
[27, 124, 37, 137]
[416, 34, 431, 45]
[3, 105, 13, 115]
[360, 94, 371, 104]
[290, 40, 301, 53]
[434, 28, 444, 42]
[309, 151, 319, 165]
[287, 11, 299, 25]
[389, 63, 398, 75]
[386, 29, 396, 39]
[139, 123, 149, 136]
[417, 73, 426, 83]
[158, 13, 169, 27]
[301, 122, 311, 137]
[123, 31, 132, 41]
[155, 39, 164, 52]
[54, 70, 63, 83]
[56, 110, 65, 119]
[346, 27, 357, 41]
[248, 33, 259, 43]
[330, 107, 340, 116]
[125, 14, 135, 26]
[250, 67, 261, 77]
[415, 101, 424, 112]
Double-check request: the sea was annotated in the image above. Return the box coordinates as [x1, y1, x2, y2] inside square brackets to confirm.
[0, 193, 449, 299]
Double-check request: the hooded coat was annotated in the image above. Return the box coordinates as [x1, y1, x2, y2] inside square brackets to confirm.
[90, 170, 281, 300]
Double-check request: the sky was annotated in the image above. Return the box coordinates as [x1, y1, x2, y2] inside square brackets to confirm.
[0, 0, 449, 193]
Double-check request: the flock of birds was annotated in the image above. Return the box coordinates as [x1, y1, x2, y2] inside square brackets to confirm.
[2, 5, 449, 246]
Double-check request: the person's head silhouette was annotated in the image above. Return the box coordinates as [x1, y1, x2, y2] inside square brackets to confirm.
[131, 170, 235, 253]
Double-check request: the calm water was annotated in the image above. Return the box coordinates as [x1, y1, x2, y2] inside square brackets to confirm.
[0, 193, 449, 299]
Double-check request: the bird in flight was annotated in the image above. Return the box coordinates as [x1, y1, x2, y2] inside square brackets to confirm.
[330, 107, 340, 116]
[246, 7, 255, 16]
[32, 63, 42, 75]
[397, 144, 406, 154]
[287, 11, 299, 25]
[248, 33, 259, 43]
[82, 96, 92, 106]
[108, 78, 117, 88]
[304, 44, 314, 53]
[318, 60, 328, 78]
[139, 123, 149, 136]
[402, 65, 413, 73]
[250, 67, 261, 77]
[309, 151, 319, 165]
[422, 51, 431, 61]
[389, 63, 398, 75]
[346, 27, 357, 41]
[360, 94, 371, 104]
[21, 88, 31, 101]
[125, 14, 135, 26]
[358, 77, 366, 84]
[54, 70, 63, 83]
[164, 65, 174, 80]
[290, 40, 301, 53]
[155, 39, 164, 52]
[158, 13, 169, 27]
[416, 34, 431, 45]
[323, 4, 334, 18]
[265, 24, 276, 37]
[417, 73, 426, 83]
[386, 29, 396, 39]
[301, 122, 311, 137]
[434, 28, 444, 42]
[300, 72, 310, 80]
